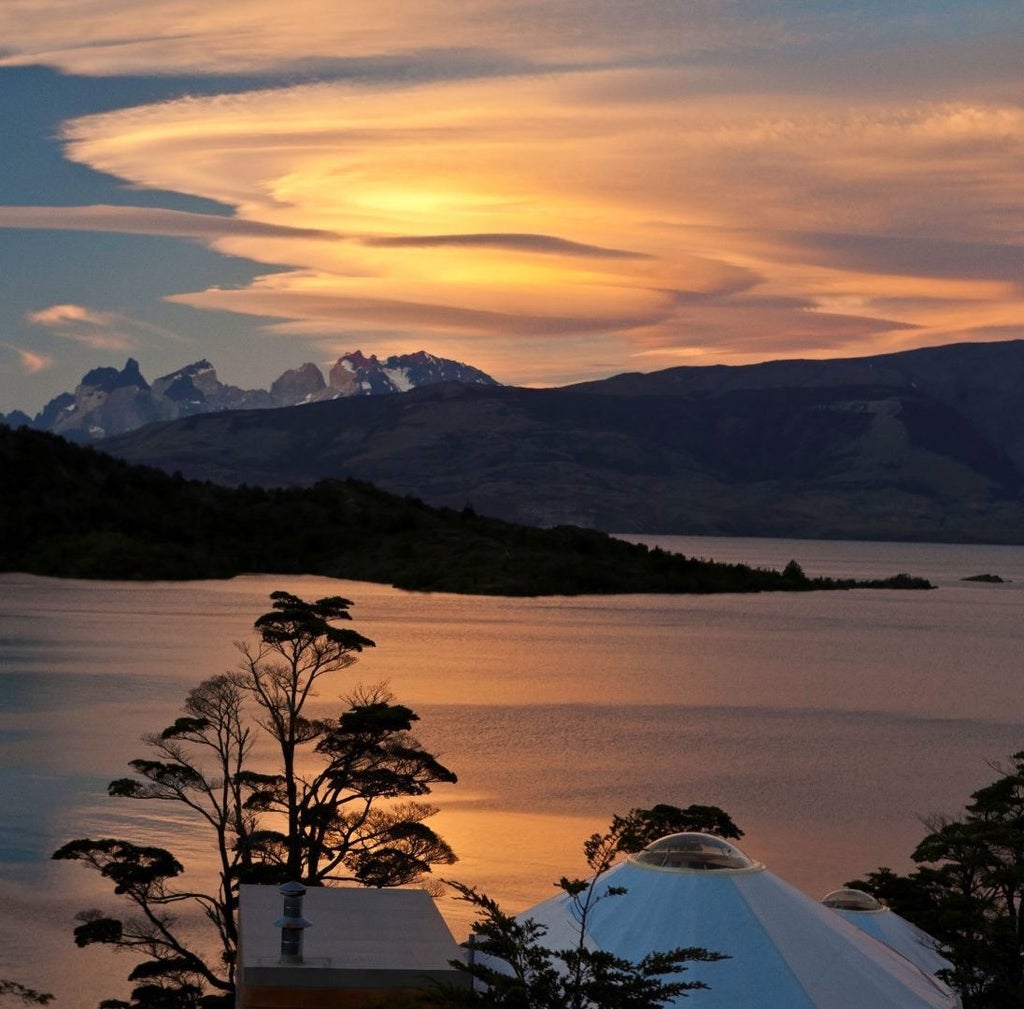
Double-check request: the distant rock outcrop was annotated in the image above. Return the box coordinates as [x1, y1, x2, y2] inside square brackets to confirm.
[3, 351, 499, 442]
[2, 408, 33, 429]
[271, 362, 328, 404]
[329, 349, 496, 395]
[41, 358, 160, 441]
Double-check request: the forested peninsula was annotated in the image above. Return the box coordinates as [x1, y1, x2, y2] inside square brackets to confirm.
[1, 425, 931, 595]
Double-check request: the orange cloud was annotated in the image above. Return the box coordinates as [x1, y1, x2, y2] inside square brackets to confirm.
[28, 304, 114, 327]
[0, 5, 1017, 385]
[0, 1, 790, 77]
[2, 344, 54, 375]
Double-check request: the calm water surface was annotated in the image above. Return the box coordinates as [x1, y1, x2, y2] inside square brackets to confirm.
[2, 535, 1023, 1004]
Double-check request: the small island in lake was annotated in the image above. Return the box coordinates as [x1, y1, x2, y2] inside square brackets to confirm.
[962, 573, 1008, 583]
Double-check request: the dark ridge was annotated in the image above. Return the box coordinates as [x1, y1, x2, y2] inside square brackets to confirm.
[0, 424, 931, 595]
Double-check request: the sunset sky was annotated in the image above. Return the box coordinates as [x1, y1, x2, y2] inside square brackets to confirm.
[1, 0, 1022, 414]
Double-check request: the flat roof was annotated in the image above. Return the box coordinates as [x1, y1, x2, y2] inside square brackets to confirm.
[239, 884, 465, 973]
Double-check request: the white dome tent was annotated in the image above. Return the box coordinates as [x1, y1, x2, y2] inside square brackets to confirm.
[821, 888, 955, 978]
[514, 833, 961, 1009]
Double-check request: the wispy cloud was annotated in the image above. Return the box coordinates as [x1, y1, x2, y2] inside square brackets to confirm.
[363, 233, 650, 259]
[0, 0, 798, 77]
[166, 285, 671, 338]
[0, 205, 338, 241]
[27, 303, 186, 351]
[2, 343, 54, 374]
[28, 304, 114, 327]
[774, 231, 1024, 284]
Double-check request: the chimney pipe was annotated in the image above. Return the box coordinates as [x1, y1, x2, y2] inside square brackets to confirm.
[274, 881, 311, 964]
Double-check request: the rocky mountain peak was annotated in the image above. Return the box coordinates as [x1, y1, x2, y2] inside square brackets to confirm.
[328, 349, 498, 396]
[153, 358, 215, 387]
[342, 349, 375, 370]
[79, 358, 149, 394]
[270, 362, 327, 404]
[7, 349, 498, 441]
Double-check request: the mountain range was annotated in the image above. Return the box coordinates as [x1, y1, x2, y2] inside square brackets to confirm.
[0, 350, 497, 441]
[88, 339, 1024, 544]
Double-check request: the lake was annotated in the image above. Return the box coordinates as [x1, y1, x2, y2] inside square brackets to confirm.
[2, 535, 1024, 1005]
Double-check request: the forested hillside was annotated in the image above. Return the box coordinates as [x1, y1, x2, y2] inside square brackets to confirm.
[0, 425, 929, 594]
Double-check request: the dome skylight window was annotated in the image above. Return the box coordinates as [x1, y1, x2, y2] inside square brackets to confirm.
[821, 889, 885, 912]
[631, 832, 761, 872]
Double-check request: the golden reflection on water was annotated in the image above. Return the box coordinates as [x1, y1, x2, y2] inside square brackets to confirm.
[429, 806, 601, 938]
[4, 546, 1024, 1005]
